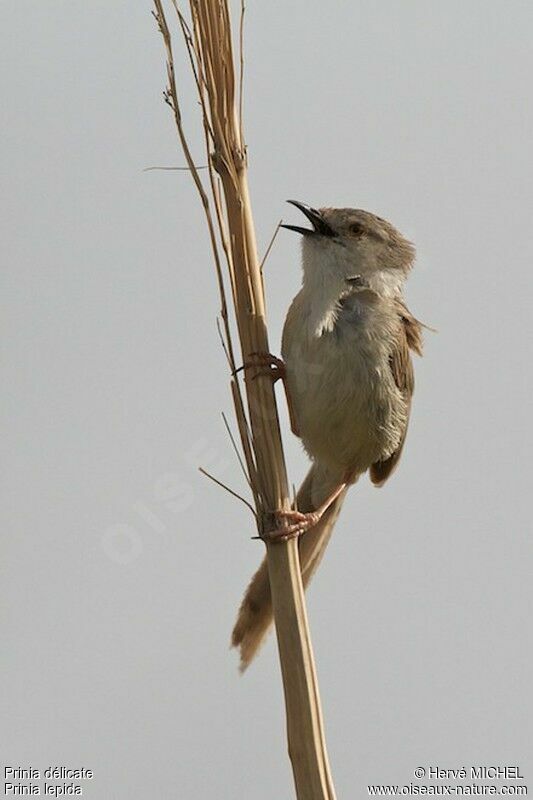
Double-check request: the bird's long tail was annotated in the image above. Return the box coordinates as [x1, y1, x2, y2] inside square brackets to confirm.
[231, 462, 349, 671]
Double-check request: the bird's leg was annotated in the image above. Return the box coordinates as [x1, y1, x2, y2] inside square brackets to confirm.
[264, 471, 354, 542]
[235, 352, 300, 437]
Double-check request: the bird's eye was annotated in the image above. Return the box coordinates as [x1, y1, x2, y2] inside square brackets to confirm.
[349, 223, 365, 236]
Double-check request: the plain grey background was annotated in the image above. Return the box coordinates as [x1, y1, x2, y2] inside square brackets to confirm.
[2, 1, 532, 798]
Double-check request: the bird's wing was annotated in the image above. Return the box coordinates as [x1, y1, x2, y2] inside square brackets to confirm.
[369, 302, 423, 487]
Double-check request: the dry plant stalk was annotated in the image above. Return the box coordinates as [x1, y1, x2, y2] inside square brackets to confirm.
[153, 2, 336, 797]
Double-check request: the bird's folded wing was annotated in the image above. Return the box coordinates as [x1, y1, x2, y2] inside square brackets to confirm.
[369, 303, 423, 486]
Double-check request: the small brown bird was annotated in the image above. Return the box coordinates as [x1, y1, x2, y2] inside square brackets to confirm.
[232, 201, 423, 670]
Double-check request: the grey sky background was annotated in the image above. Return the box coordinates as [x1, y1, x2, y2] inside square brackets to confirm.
[2, 2, 532, 798]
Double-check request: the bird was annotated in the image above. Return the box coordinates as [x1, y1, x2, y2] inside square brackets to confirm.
[232, 200, 424, 671]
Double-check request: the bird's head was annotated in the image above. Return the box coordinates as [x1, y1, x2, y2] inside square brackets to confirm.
[282, 200, 415, 295]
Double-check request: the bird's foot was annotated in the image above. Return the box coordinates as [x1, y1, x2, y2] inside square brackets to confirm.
[262, 509, 322, 542]
[261, 479, 350, 542]
[234, 352, 300, 437]
[234, 351, 286, 382]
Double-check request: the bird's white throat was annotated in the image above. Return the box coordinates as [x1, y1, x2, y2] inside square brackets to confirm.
[300, 238, 405, 338]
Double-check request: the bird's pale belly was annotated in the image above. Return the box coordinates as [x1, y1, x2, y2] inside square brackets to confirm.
[284, 327, 407, 477]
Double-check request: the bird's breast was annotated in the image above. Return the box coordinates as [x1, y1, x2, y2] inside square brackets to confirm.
[281, 292, 407, 474]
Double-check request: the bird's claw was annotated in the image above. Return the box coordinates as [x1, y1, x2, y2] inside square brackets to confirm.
[261, 509, 320, 542]
[234, 352, 300, 438]
[234, 352, 286, 383]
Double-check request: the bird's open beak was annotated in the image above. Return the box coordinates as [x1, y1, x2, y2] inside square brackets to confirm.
[281, 200, 335, 237]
